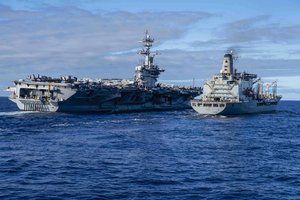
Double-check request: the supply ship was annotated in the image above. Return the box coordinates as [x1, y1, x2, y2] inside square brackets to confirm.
[8, 31, 201, 112]
[191, 51, 281, 115]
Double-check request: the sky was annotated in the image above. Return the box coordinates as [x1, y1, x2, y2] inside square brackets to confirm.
[0, 0, 300, 99]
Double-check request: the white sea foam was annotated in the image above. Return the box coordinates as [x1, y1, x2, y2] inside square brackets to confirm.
[52, 123, 71, 127]
[0, 111, 37, 116]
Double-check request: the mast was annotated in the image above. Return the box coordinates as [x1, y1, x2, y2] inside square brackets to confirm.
[134, 30, 164, 88]
[140, 30, 154, 66]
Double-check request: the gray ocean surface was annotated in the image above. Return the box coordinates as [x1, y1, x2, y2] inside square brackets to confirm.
[0, 97, 299, 199]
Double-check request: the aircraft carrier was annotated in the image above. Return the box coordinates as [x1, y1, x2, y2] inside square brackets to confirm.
[7, 31, 201, 112]
[191, 51, 282, 115]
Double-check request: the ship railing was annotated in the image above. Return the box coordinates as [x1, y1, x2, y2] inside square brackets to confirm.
[24, 102, 50, 112]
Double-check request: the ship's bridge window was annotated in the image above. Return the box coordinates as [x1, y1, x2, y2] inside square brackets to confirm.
[197, 103, 202, 106]
[220, 104, 225, 107]
[213, 104, 218, 107]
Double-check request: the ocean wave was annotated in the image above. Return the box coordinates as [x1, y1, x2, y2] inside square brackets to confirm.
[0, 111, 38, 116]
[51, 123, 72, 127]
[1, 99, 300, 200]
[278, 110, 300, 115]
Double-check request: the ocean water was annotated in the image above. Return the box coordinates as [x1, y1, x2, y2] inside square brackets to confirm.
[0, 97, 299, 199]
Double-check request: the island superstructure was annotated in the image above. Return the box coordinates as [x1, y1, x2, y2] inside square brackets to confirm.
[191, 51, 281, 115]
[8, 31, 201, 112]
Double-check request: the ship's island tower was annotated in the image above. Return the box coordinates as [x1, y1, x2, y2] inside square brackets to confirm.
[134, 31, 165, 88]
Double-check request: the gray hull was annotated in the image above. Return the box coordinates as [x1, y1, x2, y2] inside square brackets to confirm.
[10, 87, 196, 113]
[57, 90, 193, 113]
[191, 100, 279, 115]
[57, 102, 191, 113]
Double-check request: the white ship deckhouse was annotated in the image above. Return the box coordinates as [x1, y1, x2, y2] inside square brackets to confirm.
[191, 52, 282, 115]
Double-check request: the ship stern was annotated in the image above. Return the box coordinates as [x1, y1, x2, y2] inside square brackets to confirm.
[191, 100, 227, 115]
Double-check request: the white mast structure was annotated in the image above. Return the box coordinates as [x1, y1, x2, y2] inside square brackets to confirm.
[134, 30, 164, 88]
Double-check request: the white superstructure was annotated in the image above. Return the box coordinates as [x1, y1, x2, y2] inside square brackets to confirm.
[134, 30, 164, 88]
[191, 52, 282, 115]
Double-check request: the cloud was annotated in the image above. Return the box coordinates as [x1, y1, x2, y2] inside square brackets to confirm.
[0, 4, 300, 100]
[0, 4, 216, 96]
[190, 15, 300, 63]
[266, 76, 300, 100]
[215, 15, 300, 44]
[0, 5, 212, 73]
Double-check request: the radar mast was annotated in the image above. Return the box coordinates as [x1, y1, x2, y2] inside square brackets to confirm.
[134, 30, 164, 88]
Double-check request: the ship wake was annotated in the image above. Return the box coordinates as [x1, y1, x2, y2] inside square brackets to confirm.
[0, 111, 38, 116]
